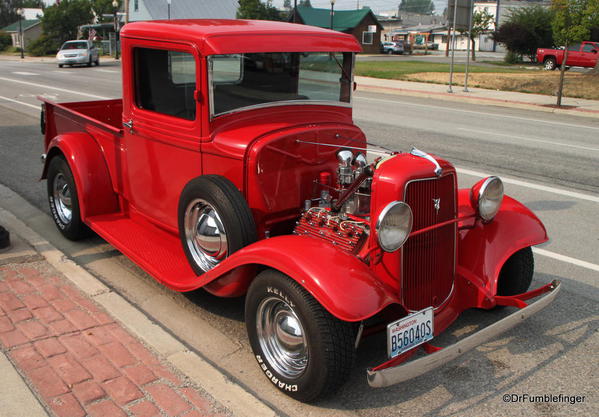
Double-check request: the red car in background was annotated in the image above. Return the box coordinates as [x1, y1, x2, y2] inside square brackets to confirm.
[537, 41, 599, 70]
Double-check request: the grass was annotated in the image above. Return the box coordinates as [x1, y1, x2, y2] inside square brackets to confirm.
[355, 60, 599, 100]
[355, 61, 530, 79]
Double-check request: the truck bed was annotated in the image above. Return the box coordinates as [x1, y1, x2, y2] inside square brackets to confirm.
[41, 98, 123, 149]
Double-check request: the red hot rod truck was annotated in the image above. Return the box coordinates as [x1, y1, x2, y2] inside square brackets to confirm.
[39, 20, 560, 402]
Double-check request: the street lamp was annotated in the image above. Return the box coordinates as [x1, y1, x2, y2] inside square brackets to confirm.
[16, 8, 24, 59]
[330, 0, 335, 30]
[112, 0, 120, 59]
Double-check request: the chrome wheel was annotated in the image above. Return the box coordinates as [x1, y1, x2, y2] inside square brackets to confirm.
[257, 296, 308, 379]
[184, 199, 228, 272]
[52, 173, 72, 224]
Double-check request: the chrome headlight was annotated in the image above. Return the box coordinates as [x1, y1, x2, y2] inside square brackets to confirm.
[376, 201, 413, 252]
[471, 176, 504, 222]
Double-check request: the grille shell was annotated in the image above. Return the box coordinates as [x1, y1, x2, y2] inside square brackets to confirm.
[402, 174, 456, 311]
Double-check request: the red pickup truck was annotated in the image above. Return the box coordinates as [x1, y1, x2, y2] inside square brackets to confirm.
[537, 41, 599, 70]
[39, 20, 559, 401]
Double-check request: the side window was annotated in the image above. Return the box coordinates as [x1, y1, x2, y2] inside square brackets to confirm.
[134, 47, 197, 121]
[567, 44, 581, 51]
[582, 44, 595, 53]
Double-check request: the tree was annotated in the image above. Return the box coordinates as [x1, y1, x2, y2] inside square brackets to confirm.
[398, 0, 435, 15]
[493, 22, 533, 61]
[509, 6, 554, 61]
[0, 1, 44, 28]
[551, 0, 598, 105]
[493, 5, 555, 62]
[459, 9, 494, 61]
[237, 0, 282, 20]
[91, 0, 117, 22]
[283, 0, 292, 11]
[41, 0, 94, 45]
[299, 0, 312, 7]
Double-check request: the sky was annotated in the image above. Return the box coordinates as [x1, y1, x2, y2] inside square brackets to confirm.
[270, 0, 449, 16]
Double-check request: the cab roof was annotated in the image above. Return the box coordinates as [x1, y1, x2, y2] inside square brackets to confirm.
[120, 19, 362, 55]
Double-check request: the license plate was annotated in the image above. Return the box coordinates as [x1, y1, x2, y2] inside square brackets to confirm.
[387, 307, 434, 358]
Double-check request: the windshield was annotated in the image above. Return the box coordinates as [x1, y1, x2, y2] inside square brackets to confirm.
[61, 42, 88, 50]
[208, 52, 353, 117]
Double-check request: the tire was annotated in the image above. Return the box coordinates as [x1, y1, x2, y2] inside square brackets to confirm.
[386, 49, 393, 55]
[246, 270, 357, 402]
[95, 57, 100, 66]
[497, 247, 534, 296]
[178, 175, 256, 275]
[46, 156, 90, 240]
[87, 57, 92, 67]
[544, 57, 557, 70]
[58, 64, 63, 68]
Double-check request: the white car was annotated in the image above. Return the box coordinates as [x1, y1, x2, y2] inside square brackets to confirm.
[56, 40, 99, 68]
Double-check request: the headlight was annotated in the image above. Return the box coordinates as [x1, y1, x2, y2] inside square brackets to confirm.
[471, 176, 504, 222]
[376, 201, 413, 252]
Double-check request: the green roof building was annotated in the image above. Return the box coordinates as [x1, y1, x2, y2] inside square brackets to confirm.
[1, 19, 42, 51]
[291, 6, 383, 54]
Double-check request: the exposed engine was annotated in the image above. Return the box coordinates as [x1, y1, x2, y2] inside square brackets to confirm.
[293, 149, 373, 252]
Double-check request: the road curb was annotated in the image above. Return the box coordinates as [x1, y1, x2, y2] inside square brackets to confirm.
[356, 80, 599, 120]
[0, 200, 277, 417]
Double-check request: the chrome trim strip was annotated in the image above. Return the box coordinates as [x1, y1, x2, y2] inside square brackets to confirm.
[367, 281, 561, 387]
[410, 148, 442, 177]
[402, 173, 457, 312]
[211, 100, 352, 120]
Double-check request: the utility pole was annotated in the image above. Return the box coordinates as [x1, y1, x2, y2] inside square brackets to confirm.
[493, 0, 501, 52]
[17, 8, 24, 59]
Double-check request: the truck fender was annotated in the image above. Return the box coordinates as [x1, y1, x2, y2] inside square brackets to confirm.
[457, 189, 548, 295]
[42, 133, 119, 219]
[196, 235, 400, 322]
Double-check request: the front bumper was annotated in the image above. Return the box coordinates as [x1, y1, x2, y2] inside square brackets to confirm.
[367, 280, 561, 387]
[57, 56, 89, 65]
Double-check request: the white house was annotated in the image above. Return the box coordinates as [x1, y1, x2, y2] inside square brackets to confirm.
[128, 0, 237, 21]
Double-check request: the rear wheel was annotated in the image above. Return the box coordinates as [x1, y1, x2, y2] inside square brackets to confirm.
[46, 156, 90, 240]
[544, 57, 557, 70]
[58, 64, 63, 68]
[245, 270, 357, 402]
[87, 57, 92, 67]
[497, 247, 534, 296]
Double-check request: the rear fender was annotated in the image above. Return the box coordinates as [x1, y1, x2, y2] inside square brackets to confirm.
[457, 189, 548, 296]
[195, 235, 400, 322]
[42, 133, 119, 219]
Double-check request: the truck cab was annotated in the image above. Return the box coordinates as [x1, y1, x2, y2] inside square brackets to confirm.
[40, 20, 559, 402]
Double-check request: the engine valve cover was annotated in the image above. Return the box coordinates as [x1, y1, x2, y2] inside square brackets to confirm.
[294, 208, 368, 253]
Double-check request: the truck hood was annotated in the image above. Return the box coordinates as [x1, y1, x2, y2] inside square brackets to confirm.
[208, 105, 358, 160]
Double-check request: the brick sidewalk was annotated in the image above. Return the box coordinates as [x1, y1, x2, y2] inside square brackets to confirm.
[0, 260, 229, 417]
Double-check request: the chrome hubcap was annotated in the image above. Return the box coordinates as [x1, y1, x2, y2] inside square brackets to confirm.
[184, 199, 227, 272]
[52, 173, 72, 224]
[257, 297, 308, 379]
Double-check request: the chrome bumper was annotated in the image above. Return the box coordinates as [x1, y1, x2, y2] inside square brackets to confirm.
[367, 280, 561, 388]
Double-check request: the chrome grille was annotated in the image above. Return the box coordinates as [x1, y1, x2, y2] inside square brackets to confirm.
[402, 174, 456, 311]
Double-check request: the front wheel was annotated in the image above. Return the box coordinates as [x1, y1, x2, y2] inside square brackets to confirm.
[497, 247, 534, 296]
[46, 156, 90, 240]
[245, 270, 357, 402]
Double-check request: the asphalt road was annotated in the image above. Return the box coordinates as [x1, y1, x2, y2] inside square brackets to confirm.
[0, 59, 597, 417]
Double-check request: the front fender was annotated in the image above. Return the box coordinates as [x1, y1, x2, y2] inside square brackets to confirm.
[458, 189, 548, 296]
[42, 133, 118, 219]
[194, 235, 400, 322]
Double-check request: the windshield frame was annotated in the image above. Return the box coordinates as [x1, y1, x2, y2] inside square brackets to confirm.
[207, 52, 355, 120]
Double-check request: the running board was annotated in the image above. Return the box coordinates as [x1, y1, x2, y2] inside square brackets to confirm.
[86, 213, 199, 291]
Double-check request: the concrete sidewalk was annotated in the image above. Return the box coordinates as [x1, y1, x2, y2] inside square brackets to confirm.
[355, 76, 599, 119]
[0, 211, 276, 417]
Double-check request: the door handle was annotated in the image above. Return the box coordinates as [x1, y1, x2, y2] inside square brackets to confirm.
[123, 120, 133, 132]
